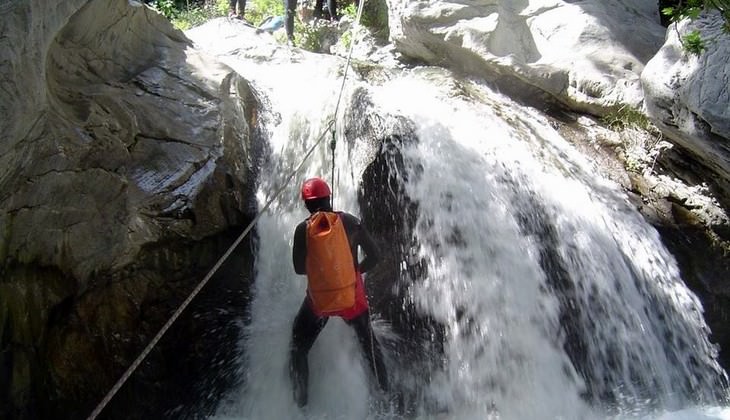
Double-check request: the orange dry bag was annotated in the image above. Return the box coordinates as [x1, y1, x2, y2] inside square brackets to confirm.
[305, 212, 357, 313]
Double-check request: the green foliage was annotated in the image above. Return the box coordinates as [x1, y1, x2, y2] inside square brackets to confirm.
[148, 0, 388, 48]
[294, 20, 341, 52]
[215, 0, 230, 15]
[173, 5, 219, 29]
[154, 0, 177, 18]
[602, 106, 668, 175]
[682, 29, 707, 53]
[151, 0, 227, 30]
[247, 0, 285, 26]
[662, 0, 704, 19]
[340, 28, 352, 50]
[661, 0, 730, 55]
[601, 105, 654, 132]
[297, 23, 325, 51]
[342, 2, 357, 19]
[360, 0, 389, 40]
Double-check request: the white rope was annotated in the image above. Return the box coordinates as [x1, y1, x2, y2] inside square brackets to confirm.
[343, 0, 383, 391]
[333, 0, 367, 118]
[330, 0, 367, 203]
[88, 2, 369, 417]
[369, 317, 381, 386]
[332, 0, 385, 394]
[86, 121, 334, 420]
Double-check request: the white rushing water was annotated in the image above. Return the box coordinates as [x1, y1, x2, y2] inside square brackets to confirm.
[207, 49, 730, 419]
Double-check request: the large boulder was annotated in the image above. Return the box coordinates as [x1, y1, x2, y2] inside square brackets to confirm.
[387, 0, 665, 114]
[641, 10, 730, 196]
[0, 1, 260, 418]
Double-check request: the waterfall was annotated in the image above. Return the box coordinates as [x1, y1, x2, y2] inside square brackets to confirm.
[209, 56, 729, 419]
[366, 72, 729, 419]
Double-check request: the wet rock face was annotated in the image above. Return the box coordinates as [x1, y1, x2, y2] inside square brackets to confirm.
[633, 145, 730, 373]
[346, 100, 447, 410]
[360, 139, 451, 412]
[0, 1, 260, 418]
[556, 114, 730, 376]
[655, 223, 730, 374]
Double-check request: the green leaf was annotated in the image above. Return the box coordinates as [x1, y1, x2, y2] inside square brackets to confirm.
[661, 6, 675, 16]
[686, 7, 702, 19]
[682, 30, 706, 55]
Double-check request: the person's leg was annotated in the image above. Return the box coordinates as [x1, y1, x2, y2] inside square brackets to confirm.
[285, 0, 298, 41]
[346, 311, 389, 392]
[313, 0, 324, 19]
[239, 0, 247, 17]
[290, 299, 328, 407]
[326, 0, 338, 21]
[229, 0, 238, 15]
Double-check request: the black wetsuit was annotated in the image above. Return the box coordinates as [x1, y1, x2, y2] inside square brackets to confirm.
[289, 210, 389, 407]
[313, 0, 338, 20]
[229, 0, 246, 15]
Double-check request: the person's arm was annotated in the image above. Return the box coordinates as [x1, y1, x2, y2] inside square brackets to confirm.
[341, 213, 380, 273]
[357, 225, 380, 273]
[292, 222, 307, 275]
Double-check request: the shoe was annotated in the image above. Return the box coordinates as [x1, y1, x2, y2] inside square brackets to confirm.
[229, 10, 242, 19]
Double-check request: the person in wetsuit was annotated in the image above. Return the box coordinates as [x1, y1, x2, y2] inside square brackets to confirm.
[289, 177, 389, 408]
[228, 0, 246, 19]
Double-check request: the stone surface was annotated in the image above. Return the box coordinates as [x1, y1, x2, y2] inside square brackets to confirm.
[553, 113, 730, 372]
[1, 0, 729, 417]
[642, 10, 730, 197]
[0, 1, 260, 418]
[387, 0, 665, 114]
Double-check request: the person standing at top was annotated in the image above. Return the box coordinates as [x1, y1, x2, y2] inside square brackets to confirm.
[289, 177, 389, 407]
[228, 0, 246, 20]
[284, 0, 299, 44]
[313, 0, 339, 21]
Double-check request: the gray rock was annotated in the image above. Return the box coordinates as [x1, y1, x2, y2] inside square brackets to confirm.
[387, 0, 665, 113]
[642, 10, 730, 192]
[2, 0, 729, 417]
[0, 0, 260, 416]
[1, 0, 257, 283]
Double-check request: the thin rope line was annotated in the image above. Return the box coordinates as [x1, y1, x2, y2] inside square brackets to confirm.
[86, 121, 334, 420]
[334, 0, 380, 389]
[369, 317, 380, 386]
[330, 129, 336, 203]
[88, 2, 367, 415]
[332, 0, 366, 119]
[330, 0, 367, 204]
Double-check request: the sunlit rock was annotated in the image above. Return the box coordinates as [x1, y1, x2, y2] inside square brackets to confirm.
[642, 10, 730, 188]
[387, 0, 664, 114]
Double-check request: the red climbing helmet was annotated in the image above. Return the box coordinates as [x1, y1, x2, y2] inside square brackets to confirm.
[301, 177, 331, 200]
